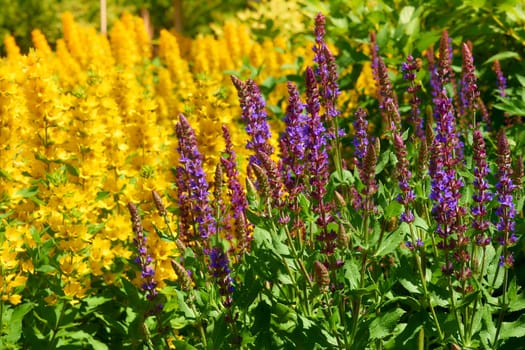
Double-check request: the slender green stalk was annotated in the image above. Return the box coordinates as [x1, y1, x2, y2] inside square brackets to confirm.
[447, 276, 464, 343]
[494, 247, 510, 346]
[467, 246, 487, 341]
[408, 224, 444, 341]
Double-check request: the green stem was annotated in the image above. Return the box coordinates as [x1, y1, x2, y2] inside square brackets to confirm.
[447, 276, 464, 343]
[408, 224, 444, 341]
[494, 250, 509, 346]
[47, 301, 66, 350]
[323, 292, 344, 349]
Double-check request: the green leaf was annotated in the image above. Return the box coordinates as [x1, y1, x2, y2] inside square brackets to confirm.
[399, 6, 415, 24]
[456, 290, 480, 309]
[375, 226, 405, 257]
[399, 278, 421, 294]
[253, 227, 272, 249]
[171, 340, 198, 350]
[344, 259, 360, 289]
[385, 201, 403, 219]
[277, 271, 293, 285]
[95, 191, 110, 201]
[499, 314, 525, 339]
[5, 303, 32, 344]
[176, 290, 196, 319]
[484, 51, 520, 64]
[369, 308, 405, 340]
[16, 186, 39, 198]
[509, 292, 525, 312]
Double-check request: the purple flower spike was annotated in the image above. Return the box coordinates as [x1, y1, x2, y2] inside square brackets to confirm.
[492, 60, 507, 98]
[209, 246, 235, 307]
[305, 66, 330, 204]
[471, 130, 492, 237]
[460, 43, 479, 112]
[495, 130, 517, 254]
[313, 12, 340, 124]
[393, 132, 415, 223]
[231, 76, 274, 167]
[280, 82, 308, 197]
[353, 108, 369, 179]
[175, 114, 216, 242]
[221, 125, 253, 253]
[128, 203, 161, 304]
[401, 55, 424, 138]
[377, 56, 401, 132]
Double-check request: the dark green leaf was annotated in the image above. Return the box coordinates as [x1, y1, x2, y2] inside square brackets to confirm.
[369, 308, 405, 340]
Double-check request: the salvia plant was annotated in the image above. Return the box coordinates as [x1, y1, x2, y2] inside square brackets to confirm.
[1, 9, 524, 350]
[118, 13, 525, 350]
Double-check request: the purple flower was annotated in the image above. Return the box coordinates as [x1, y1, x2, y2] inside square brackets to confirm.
[471, 129, 492, 235]
[304, 66, 336, 254]
[492, 60, 507, 98]
[280, 82, 308, 196]
[429, 86, 468, 276]
[313, 12, 340, 123]
[175, 114, 216, 242]
[401, 55, 424, 138]
[209, 246, 235, 307]
[377, 56, 401, 132]
[305, 66, 329, 204]
[459, 42, 480, 127]
[437, 30, 455, 89]
[393, 132, 415, 223]
[495, 130, 517, 252]
[353, 108, 369, 179]
[221, 125, 253, 254]
[231, 76, 274, 167]
[127, 203, 160, 303]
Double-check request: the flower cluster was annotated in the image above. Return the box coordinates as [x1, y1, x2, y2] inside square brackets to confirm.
[208, 247, 235, 307]
[401, 55, 424, 138]
[471, 129, 492, 246]
[280, 82, 308, 197]
[393, 133, 415, 223]
[175, 114, 216, 243]
[495, 130, 518, 267]
[128, 203, 159, 302]
[313, 12, 340, 122]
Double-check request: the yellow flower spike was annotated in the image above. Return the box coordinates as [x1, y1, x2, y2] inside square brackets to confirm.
[61, 12, 87, 67]
[31, 29, 52, 56]
[3, 35, 21, 61]
[159, 29, 194, 92]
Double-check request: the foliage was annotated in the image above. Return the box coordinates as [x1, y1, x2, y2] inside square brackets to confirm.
[1, 1, 525, 349]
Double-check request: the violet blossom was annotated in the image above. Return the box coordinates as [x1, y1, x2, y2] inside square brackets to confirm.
[495, 130, 518, 267]
[175, 114, 216, 242]
[471, 129, 492, 246]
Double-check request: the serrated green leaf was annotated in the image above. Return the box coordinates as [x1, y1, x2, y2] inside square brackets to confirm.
[385, 200, 403, 219]
[253, 227, 272, 249]
[344, 259, 360, 289]
[176, 290, 195, 319]
[375, 227, 405, 257]
[500, 314, 525, 339]
[369, 308, 405, 340]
